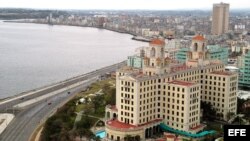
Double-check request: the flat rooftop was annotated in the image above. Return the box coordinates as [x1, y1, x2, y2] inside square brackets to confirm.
[210, 71, 235, 76]
[168, 80, 196, 87]
[170, 64, 191, 73]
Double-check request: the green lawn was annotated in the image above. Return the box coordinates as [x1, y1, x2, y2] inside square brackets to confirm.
[75, 78, 115, 115]
[76, 78, 115, 97]
[75, 104, 86, 113]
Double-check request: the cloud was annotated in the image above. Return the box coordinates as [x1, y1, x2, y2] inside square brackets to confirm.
[0, 0, 249, 9]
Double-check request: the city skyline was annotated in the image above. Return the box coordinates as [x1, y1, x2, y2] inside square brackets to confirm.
[0, 0, 249, 10]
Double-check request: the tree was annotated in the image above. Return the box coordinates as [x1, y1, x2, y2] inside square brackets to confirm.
[201, 101, 216, 120]
[102, 83, 116, 105]
[76, 115, 92, 129]
[92, 95, 104, 113]
[227, 112, 235, 121]
[102, 84, 110, 93]
[237, 97, 246, 113]
[40, 116, 63, 141]
[92, 136, 101, 141]
[83, 104, 92, 115]
[204, 134, 213, 141]
[58, 128, 71, 141]
[75, 128, 94, 140]
[244, 107, 250, 117]
[104, 87, 116, 105]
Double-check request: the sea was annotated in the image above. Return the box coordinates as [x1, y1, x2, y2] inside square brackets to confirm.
[0, 21, 147, 99]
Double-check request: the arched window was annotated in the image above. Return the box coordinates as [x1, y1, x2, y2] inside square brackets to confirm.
[194, 43, 198, 51]
[161, 47, 164, 57]
[113, 113, 117, 119]
[150, 48, 156, 57]
[140, 50, 145, 57]
[202, 43, 205, 51]
[106, 112, 111, 119]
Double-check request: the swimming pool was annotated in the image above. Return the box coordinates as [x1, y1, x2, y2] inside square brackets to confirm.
[95, 130, 106, 138]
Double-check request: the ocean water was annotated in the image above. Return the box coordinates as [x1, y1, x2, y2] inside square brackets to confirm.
[0, 21, 147, 99]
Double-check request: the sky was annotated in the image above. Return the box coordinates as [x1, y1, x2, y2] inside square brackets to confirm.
[0, 0, 249, 10]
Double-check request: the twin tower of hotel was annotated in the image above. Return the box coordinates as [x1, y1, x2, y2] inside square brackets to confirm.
[105, 35, 238, 140]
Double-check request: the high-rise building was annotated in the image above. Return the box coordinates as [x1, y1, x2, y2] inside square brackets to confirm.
[211, 2, 230, 35]
[237, 51, 250, 87]
[105, 36, 237, 141]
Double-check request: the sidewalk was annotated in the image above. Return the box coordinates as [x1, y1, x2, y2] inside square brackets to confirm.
[0, 113, 14, 134]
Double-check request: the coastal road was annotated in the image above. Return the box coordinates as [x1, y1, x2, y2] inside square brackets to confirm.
[0, 80, 91, 141]
[0, 61, 125, 112]
[0, 61, 125, 141]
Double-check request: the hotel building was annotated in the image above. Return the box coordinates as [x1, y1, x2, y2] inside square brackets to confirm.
[105, 35, 238, 141]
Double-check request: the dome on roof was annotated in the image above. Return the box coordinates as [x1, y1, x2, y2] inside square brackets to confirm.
[192, 35, 205, 41]
[150, 39, 165, 46]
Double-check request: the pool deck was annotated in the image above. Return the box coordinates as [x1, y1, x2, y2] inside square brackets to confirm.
[95, 130, 106, 139]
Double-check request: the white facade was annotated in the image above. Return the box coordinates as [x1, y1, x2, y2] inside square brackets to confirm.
[105, 36, 238, 140]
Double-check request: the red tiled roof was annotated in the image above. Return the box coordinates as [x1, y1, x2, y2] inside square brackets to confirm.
[210, 71, 234, 76]
[192, 35, 205, 41]
[150, 39, 165, 46]
[106, 119, 136, 129]
[111, 105, 118, 111]
[156, 138, 166, 141]
[138, 119, 162, 126]
[166, 135, 175, 138]
[170, 64, 190, 73]
[168, 80, 195, 86]
[106, 119, 163, 129]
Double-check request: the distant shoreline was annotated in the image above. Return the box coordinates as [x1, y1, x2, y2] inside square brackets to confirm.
[4, 20, 151, 42]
